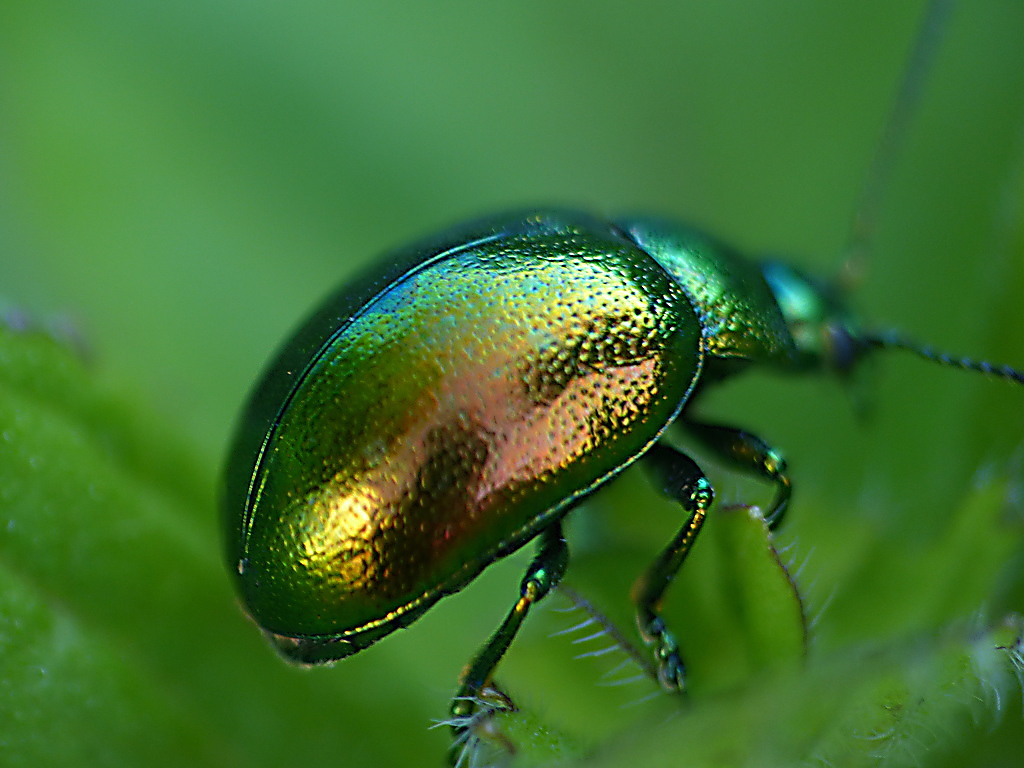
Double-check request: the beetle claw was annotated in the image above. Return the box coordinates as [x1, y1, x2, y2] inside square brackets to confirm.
[444, 686, 517, 768]
[649, 622, 686, 692]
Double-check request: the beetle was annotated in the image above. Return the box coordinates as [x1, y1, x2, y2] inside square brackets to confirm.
[222, 206, 1024, 757]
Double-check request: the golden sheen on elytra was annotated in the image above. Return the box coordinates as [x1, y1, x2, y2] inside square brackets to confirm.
[233, 213, 704, 640]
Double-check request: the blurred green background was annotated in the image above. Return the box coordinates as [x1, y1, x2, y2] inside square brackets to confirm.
[2, 1, 1024, 766]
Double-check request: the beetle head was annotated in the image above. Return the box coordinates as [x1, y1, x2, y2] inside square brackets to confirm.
[762, 260, 1024, 390]
[761, 260, 868, 378]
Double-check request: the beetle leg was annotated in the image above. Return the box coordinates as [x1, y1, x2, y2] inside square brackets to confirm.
[634, 442, 713, 692]
[680, 419, 791, 529]
[448, 523, 568, 762]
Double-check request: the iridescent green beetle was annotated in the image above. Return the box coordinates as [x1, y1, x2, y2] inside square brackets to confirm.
[222, 208, 1024, 752]
[223, 5, 1024, 758]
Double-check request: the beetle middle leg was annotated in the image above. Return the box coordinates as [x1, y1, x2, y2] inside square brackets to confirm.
[448, 522, 568, 763]
[680, 419, 791, 529]
[633, 442, 713, 692]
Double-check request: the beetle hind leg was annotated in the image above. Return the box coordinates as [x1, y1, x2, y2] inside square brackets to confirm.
[633, 442, 713, 692]
[448, 523, 569, 765]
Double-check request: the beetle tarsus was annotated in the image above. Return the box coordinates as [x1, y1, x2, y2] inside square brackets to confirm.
[444, 685, 517, 768]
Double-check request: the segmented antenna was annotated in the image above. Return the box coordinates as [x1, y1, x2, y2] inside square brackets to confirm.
[863, 329, 1024, 385]
[840, 0, 954, 291]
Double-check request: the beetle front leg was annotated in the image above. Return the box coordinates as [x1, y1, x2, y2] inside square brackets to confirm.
[449, 523, 569, 764]
[681, 419, 791, 529]
[634, 442, 713, 692]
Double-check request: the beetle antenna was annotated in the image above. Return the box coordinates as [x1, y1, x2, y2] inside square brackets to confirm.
[863, 328, 1024, 385]
[839, 0, 954, 293]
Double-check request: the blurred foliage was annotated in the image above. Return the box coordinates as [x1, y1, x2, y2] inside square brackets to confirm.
[1, 1, 1024, 766]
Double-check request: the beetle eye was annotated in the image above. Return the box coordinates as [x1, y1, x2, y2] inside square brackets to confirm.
[824, 323, 859, 376]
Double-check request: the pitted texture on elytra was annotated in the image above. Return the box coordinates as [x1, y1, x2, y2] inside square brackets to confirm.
[240, 226, 703, 637]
